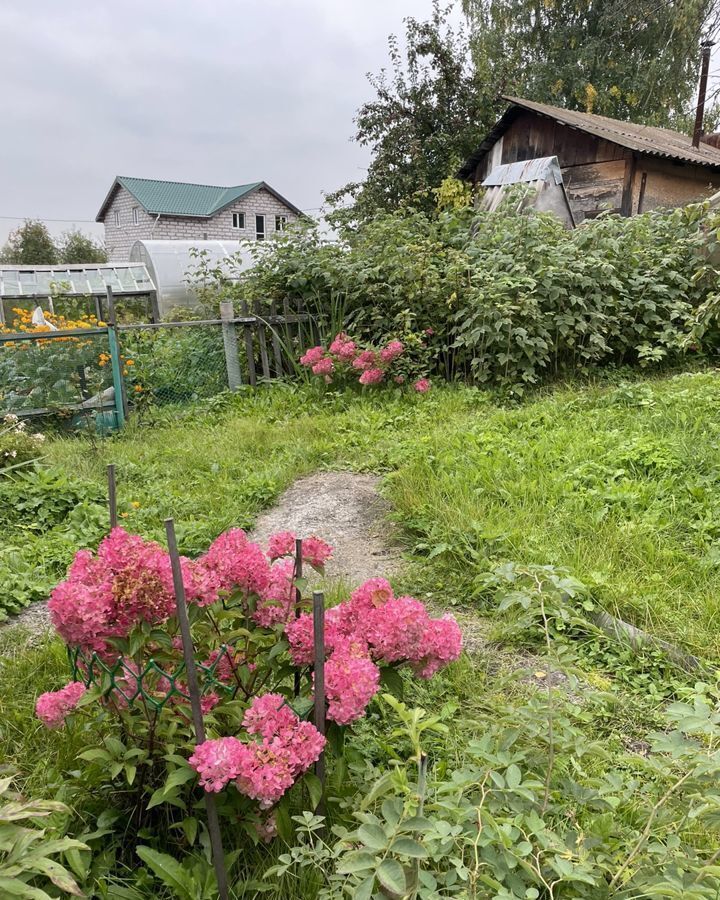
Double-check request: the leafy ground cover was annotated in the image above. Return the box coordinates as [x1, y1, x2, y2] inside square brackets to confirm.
[3, 371, 720, 896]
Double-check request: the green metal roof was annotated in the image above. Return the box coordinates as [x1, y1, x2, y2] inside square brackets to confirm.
[115, 177, 263, 217]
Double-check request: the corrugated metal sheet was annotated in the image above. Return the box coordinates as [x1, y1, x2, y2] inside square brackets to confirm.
[459, 97, 720, 180]
[482, 156, 563, 187]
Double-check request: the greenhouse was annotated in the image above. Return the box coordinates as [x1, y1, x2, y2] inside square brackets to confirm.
[0, 263, 158, 322]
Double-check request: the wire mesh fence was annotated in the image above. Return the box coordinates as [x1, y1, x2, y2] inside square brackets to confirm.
[0, 298, 313, 427]
[0, 328, 118, 430]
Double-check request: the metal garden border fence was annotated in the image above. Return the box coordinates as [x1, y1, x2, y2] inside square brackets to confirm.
[0, 288, 314, 428]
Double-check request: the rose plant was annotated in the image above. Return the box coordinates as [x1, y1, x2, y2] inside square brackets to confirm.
[37, 526, 462, 846]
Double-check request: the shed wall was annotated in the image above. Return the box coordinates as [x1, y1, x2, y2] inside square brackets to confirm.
[471, 110, 720, 223]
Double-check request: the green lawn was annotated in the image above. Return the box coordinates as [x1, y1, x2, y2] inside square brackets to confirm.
[40, 371, 720, 657]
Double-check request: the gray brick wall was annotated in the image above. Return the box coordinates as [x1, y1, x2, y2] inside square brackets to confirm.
[103, 186, 299, 261]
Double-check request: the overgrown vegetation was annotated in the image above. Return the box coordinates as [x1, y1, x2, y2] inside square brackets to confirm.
[240, 198, 720, 396]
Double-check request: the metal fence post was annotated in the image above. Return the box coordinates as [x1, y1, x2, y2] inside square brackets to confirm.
[106, 287, 127, 428]
[312, 589, 326, 811]
[219, 302, 242, 390]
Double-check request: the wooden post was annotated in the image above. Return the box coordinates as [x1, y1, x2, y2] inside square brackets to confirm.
[620, 155, 637, 217]
[240, 300, 257, 387]
[107, 464, 117, 530]
[312, 590, 326, 810]
[106, 287, 128, 427]
[254, 300, 271, 380]
[219, 302, 242, 390]
[165, 519, 230, 900]
[294, 538, 303, 698]
[270, 300, 283, 376]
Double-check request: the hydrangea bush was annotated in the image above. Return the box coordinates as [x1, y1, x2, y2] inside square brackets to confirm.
[37, 526, 461, 839]
[300, 333, 431, 392]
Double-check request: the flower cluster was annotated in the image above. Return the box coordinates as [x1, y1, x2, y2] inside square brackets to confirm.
[300, 333, 430, 392]
[189, 693, 325, 806]
[287, 578, 462, 724]
[48, 527, 333, 655]
[35, 681, 86, 729]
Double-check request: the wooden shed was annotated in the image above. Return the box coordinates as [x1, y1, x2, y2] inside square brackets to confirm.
[459, 96, 720, 224]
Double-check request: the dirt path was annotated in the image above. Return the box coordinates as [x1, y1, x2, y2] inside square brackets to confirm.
[2, 472, 404, 643]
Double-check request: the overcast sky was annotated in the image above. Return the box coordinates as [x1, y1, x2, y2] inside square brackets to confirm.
[0, 0, 441, 245]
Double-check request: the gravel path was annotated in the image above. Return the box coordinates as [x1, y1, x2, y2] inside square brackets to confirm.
[1, 471, 404, 644]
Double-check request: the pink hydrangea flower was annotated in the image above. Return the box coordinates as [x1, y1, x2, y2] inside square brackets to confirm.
[254, 558, 295, 627]
[299, 346, 326, 367]
[35, 681, 86, 729]
[312, 358, 334, 377]
[359, 368, 385, 385]
[268, 531, 296, 559]
[243, 693, 298, 740]
[412, 615, 463, 678]
[49, 528, 196, 654]
[350, 578, 394, 611]
[352, 350, 377, 372]
[189, 736, 249, 792]
[413, 378, 431, 393]
[323, 643, 380, 725]
[329, 334, 358, 361]
[394, 375, 406, 384]
[365, 596, 431, 663]
[194, 529, 271, 606]
[190, 696, 325, 807]
[302, 536, 333, 570]
[380, 340, 404, 364]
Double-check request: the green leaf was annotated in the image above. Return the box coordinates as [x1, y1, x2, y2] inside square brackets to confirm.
[354, 874, 375, 900]
[390, 836, 428, 858]
[303, 772, 323, 811]
[0, 875, 54, 898]
[376, 858, 406, 895]
[357, 823, 388, 851]
[336, 851, 377, 875]
[505, 764, 522, 789]
[136, 846, 197, 900]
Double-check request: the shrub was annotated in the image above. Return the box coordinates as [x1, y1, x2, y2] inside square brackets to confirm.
[37, 527, 462, 859]
[240, 198, 720, 393]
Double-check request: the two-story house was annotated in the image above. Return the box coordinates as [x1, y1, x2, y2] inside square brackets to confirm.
[96, 176, 303, 261]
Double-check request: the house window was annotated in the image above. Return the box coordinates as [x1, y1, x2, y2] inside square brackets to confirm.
[275, 215, 287, 231]
[232, 212, 245, 229]
[132, 207, 139, 225]
[113, 210, 120, 226]
[255, 215, 265, 240]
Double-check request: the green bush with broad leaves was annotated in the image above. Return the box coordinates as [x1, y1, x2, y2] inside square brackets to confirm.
[0, 768, 89, 898]
[238, 191, 720, 394]
[273, 691, 720, 899]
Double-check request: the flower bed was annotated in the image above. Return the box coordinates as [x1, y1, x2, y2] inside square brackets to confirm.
[37, 526, 462, 837]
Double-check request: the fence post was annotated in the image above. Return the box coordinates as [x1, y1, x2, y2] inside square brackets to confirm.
[165, 518, 230, 900]
[312, 589, 326, 812]
[219, 302, 242, 390]
[105, 287, 127, 429]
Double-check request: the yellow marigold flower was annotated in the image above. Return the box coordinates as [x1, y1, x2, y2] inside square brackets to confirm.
[125, 359, 134, 366]
[134, 385, 143, 393]
[130, 501, 141, 509]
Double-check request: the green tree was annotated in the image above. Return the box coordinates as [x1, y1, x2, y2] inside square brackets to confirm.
[330, 0, 720, 221]
[58, 229, 107, 264]
[0, 219, 58, 264]
[464, 0, 720, 124]
[326, 2, 506, 223]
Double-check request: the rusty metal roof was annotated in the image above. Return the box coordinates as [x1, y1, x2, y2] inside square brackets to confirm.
[459, 97, 720, 179]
